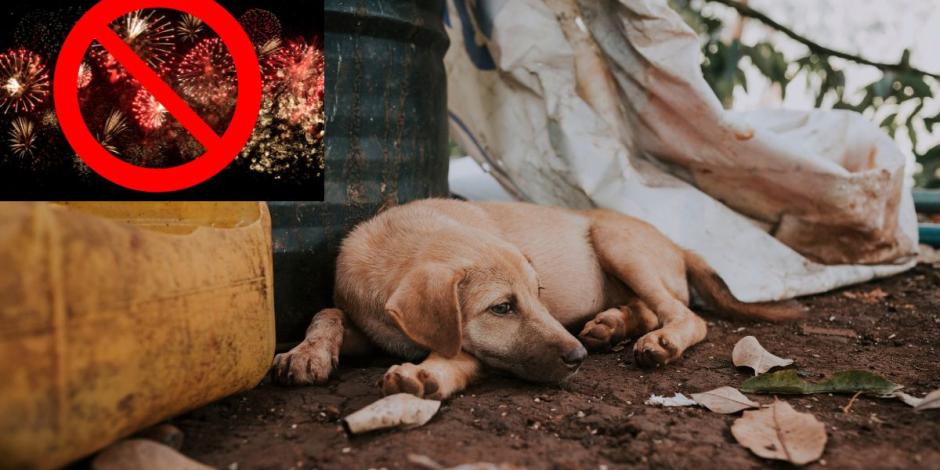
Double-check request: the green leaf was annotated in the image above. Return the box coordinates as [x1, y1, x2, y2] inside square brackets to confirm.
[740, 370, 901, 396]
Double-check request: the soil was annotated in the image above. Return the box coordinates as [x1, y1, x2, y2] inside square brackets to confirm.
[172, 264, 940, 470]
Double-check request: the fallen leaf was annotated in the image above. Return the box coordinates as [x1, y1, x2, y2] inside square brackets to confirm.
[732, 336, 793, 375]
[342, 393, 441, 434]
[741, 370, 901, 396]
[691, 386, 760, 414]
[731, 400, 827, 465]
[92, 439, 211, 470]
[894, 391, 923, 407]
[644, 393, 697, 407]
[408, 454, 526, 470]
[915, 389, 940, 412]
[895, 389, 940, 411]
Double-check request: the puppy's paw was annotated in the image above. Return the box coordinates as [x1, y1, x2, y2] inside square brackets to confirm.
[579, 309, 626, 350]
[633, 330, 682, 368]
[382, 363, 443, 400]
[272, 340, 338, 385]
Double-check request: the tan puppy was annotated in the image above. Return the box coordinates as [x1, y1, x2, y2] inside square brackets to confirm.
[273, 199, 801, 399]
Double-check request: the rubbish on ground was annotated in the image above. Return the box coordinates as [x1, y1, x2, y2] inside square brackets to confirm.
[740, 370, 901, 396]
[91, 439, 212, 470]
[644, 393, 697, 407]
[731, 400, 827, 466]
[691, 387, 760, 414]
[342, 394, 441, 434]
[732, 336, 794, 375]
[801, 325, 858, 339]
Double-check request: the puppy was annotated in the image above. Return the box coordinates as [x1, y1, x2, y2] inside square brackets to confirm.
[273, 199, 801, 399]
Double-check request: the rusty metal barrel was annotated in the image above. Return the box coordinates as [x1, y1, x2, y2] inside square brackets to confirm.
[270, 0, 450, 348]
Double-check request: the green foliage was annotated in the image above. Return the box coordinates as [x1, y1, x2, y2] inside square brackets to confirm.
[671, 0, 940, 187]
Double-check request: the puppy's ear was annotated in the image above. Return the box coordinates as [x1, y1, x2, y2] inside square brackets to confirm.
[385, 263, 463, 358]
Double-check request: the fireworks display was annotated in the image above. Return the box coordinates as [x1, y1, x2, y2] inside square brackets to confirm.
[132, 88, 168, 131]
[239, 9, 282, 46]
[99, 109, 129, 154]
[77, 62, 93, 89]
[8, 117, 37, 157]
[111, 11, 175, 69]
[241, 39, 325, 176]
[176, 38, 237, 106]
[0, 49, 50, 114]
[176, 14, 205, 43]
[0, 5, 324, 191]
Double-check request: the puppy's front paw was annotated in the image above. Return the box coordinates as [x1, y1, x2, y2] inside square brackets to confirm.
[382, 363, 443, 400]
[272, 340, 338, 385]
[579, 309, 626, 350]
[633, 330, 682, 368]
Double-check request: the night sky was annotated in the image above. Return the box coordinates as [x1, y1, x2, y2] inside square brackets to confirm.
[0, 0, 325, 200]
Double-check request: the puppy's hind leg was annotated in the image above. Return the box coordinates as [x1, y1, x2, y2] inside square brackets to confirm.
[588, 211, 707, 367]
[382, 351, 481, 400]
[578, 301, 659, 351]
[273, 308, 370, 385]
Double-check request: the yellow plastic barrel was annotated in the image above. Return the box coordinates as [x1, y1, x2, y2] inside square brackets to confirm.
[0, 203, 275, 469]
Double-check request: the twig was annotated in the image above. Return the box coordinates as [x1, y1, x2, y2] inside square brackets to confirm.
[704, 0, 940, 80]
[842, 391, 863, 414]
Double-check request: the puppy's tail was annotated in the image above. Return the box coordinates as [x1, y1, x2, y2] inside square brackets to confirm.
[684, 250, 804, 322]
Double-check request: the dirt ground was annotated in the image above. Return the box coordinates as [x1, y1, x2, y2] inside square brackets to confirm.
[172, 263, 940, 470]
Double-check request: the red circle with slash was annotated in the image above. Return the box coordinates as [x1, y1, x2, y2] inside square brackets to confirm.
[54, 0, 262, 193]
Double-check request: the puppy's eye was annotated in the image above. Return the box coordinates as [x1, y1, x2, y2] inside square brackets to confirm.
[489, 302, 513, 315]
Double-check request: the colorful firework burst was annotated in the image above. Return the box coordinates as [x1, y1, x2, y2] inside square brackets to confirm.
[109, 10, 175, 69]
[242, 40, 325, 177]
[132, 88, 167, 131]
[41, 111, 58, 128]
[0, 48, 50, 114]
[258, 37, 282, 59]
[239, 9, 282, 46]
[262, 40, 326, 127]
[176, 14, 205, 43]
[77, 62, 93, 89]
[176, 37, 237, 106]
[98, 109, 129, 154]
[8, 117, 37, 157]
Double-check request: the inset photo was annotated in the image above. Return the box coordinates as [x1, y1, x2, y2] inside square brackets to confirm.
[0, 0, 324, 200]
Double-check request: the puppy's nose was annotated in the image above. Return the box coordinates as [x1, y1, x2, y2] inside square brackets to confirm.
[561, 344, 587, 368]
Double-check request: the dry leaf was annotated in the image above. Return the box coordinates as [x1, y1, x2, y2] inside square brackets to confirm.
[732, 336, 793, 375]
[915, 389, 940, 411]
[894, 391, 923, 407]
[691, 386, 760, 414]
[644, 393, 697, 407]
[342, 393, 441, 434]
[895, 389, 940, 411]
[408, 454, 525, 470]
[92, 439, 212, 470]
[731, 400, 827, 466]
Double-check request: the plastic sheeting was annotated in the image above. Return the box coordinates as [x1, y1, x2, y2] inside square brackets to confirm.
[443, 0, 918, 302]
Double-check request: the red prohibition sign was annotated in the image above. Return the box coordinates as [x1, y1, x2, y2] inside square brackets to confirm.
[54, 0, 263, 193]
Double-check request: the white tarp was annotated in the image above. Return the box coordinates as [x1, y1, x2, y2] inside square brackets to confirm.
[443, 0, 918, 302]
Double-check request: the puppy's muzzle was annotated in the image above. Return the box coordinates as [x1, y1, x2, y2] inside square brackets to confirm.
[561, 344, 587, 370]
